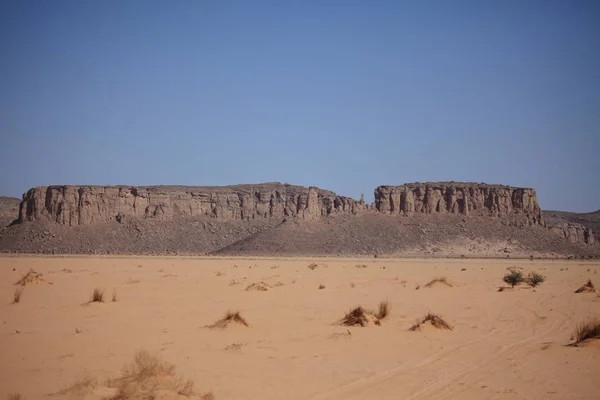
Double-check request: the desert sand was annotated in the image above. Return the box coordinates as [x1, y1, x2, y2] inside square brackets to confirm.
[1, 256, 599, 399]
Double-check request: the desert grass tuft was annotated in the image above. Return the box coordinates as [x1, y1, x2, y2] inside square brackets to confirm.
[376, 301, 390, 320]
[105, 350, 209, 399]
[12, 287, 23, 304]
[526, 272, 545, 287]
[209, 310, 250, 329]
[424, 276, 452, 288]
[14, 269, 49, 286]
[341, 307, 374, 327]
[340, 301, 390, 327]
[308, 263, 318, 270]
[410, 312, 453, 331]
[570, 317, 600, 346]
[575, 279, 595, 293]
[91, 288, 105, 303]
[503, 270, 524, 287]
[52, 376, 99, 396]
[318, 284, 326, 290]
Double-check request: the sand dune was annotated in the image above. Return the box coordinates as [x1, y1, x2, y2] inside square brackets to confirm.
[1, 256, 599, 399]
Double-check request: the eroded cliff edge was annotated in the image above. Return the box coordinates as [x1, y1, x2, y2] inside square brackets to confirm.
[18, 183, 365, 226]
[374, 183, 544, 225]
[3, 181, 596, 254]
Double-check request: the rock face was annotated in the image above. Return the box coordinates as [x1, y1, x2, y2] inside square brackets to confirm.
[548, 224, 596, 245]
[374, 182, 544, 226]
[18, 183, 365, 226]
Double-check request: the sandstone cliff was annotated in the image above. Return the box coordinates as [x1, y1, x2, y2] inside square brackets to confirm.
[18, 183, 365, 226]
[374, 182, 544, 226]
[4, 181, 597, 255]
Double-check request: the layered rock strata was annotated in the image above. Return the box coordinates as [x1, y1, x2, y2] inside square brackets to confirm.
[18, 183, 364, 226]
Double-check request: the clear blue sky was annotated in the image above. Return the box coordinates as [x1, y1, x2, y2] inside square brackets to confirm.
[1, 1, 598, 212]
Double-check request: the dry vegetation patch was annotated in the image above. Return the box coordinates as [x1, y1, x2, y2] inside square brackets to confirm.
[410, 313, 453, 331]
[53, 350, 216, 399]
[12, 287, 23, 304]
[340, 301, 390, 327]
[91, 288, 105, 303]
[245, 282, 271, 291]
[51, 376, 99, 397]
[424, 277, 452, 288]
[208, 311, 250, 329]
[525, 271, 545, 287]
[575, 279, 595, 293]
[570, 318, 600, 346]
[14, 269, 51, 286]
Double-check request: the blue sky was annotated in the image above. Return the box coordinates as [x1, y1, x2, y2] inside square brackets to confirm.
[1, 1, 598, 212]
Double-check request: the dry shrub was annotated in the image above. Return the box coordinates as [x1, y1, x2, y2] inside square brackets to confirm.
[570, 318, 600, 346]
[526, 272, 545, 287]
[355, 264, 368, 269]
[106, 350, 212, 399]
[340, 301, 390, 327]
[245, 282, 271, 291]
[575, 279, 595, 293]
[14, 269, 50, 286]
[308, 263, 318, 270]
[424, 277, 452, 288]
[90, 288, 105, 303]
[377, 301, 390, 319]
[410, 312, 453, 331]
[209, 311, 250, 329]
[503, 270, 524, 287]
[318, 284, 326, 290]
[13, 287, 23, 304]
[53, 376, 99, 396]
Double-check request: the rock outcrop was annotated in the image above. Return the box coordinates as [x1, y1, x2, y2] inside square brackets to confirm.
[548, 223, 596, 245]
[374, 182, 544, 226]
[18, 183, 365, 226]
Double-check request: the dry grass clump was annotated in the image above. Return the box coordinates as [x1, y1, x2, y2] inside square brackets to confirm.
[340, 301, 390, 327]
[575, 279, 595, 293]
[91, 288, 105, 303]
[52, 376, 99, 396]
[570, 317, 600, 346]
[245, 282, 271, 291]
[12, 287, 24, 304]
[318, 284, 326, 290]
[105, 350, 212, 399]
[14, 269, 50, 286]
[503, 270, 524, 287]
[209, 311, 250, 329]
[424, 276, 452, 288]
[409, 312, 453, 331]
[355, 264, 368, 268]
[308, 263, 318, 270]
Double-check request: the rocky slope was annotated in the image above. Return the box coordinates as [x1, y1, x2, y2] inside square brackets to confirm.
[1, 182, 597, 257]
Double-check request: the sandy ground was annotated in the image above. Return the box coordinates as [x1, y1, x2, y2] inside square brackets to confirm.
[1, 256, 599, 399]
